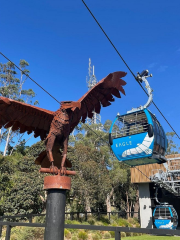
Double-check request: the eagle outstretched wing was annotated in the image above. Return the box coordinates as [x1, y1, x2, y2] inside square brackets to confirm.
[0, 97, 54, 140]
[70, 71, 127, 132]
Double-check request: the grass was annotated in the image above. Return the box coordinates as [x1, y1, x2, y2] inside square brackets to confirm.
[123, 236, 180, 240]
[103, 236, 180, 240]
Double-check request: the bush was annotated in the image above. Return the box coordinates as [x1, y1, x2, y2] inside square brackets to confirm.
[34, 215, 45, 223]
[118, 218, 128, 227]
[92, 233, 101, 240]
[87, 217, 95, 225]
[10, 226, 44, 240]
[103, 232, 111, 239]
[72, 237, 78, 240]
[133, 232, 141, 236]
[121, 232, 126, 238]
[126, 232, 133, 237]
[99, 216, 110, 225]
[78, 230, 88, 240]
[110, 231, 115, 237]
[64, 229, 71, 239]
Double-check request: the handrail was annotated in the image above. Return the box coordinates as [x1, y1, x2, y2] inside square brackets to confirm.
[0, 221, 180, 240]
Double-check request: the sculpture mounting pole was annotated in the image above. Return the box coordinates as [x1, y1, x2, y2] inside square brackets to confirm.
[42, 172, 76, 240]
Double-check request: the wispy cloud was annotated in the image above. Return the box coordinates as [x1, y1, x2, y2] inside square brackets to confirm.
[148, 62, 158, 68]
[157, 65, 168, 72]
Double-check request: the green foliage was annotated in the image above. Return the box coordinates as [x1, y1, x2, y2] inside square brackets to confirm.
[92, 233, 101, 240]
[68, 121, 136, 214]
[87, 217, 96, 225]
[78, 230, 88, 240]
[166, 132, 180, 154]
[103, 232, 111, 239]
[0, 59, 39, 156]
[110, 231, 115, 237]
[64, 229, 72, 239]
[25, 141, 45, 158]
[117, 218, 129, 227]
[0, 144, 45, 216]
[121, 232, 126, 237]
[10, 226, 44, 240]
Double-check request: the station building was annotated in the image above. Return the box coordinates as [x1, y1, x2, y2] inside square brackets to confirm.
[131, 154, 180, 228]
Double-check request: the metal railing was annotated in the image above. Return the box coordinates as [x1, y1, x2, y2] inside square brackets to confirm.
[0, 211, 138, 222]
[1, 221, 180, 240]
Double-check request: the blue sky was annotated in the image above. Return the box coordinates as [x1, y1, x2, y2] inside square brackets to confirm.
[1, 0, 180, 146]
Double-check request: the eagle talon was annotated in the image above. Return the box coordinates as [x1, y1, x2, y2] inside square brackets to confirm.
[60, 167, 67, 176]
[50, 162, 58, 175]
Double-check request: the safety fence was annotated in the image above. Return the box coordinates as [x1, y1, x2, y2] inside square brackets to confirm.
[0, 211, 138, 223]
[1, 221, 180, 240]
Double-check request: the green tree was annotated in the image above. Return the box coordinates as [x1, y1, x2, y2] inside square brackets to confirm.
[0, 60, 38, 156]
[166, 132, 180, 154]
[68, 120, 135, 214]
[0, 145, 45, 216]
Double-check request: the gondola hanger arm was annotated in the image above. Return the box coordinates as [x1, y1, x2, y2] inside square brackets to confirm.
[127, 70, 153, 113]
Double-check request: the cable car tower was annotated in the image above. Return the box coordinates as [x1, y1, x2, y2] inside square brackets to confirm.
[86, 58, 101, 125]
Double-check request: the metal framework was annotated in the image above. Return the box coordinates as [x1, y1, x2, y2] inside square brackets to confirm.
[150, 159, 180, 196]
[86, 58, 102, 125]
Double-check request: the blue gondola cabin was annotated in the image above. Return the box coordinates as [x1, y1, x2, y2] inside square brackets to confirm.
[109, 108, 168, 166]
[153, 205, 178, 229]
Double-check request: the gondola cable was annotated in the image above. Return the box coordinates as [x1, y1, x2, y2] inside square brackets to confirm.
[0, 52, 158, 184]
[0, 52, 60, 104]
[81, 0, 180, 140]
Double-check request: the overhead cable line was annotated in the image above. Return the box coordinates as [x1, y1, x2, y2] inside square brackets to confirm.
[0, 53, 151, 181]
[81, 0, 180, 140]
[0, 52, 60, 104]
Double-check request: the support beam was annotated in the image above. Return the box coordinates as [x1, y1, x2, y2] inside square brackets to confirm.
[44, 189, 66, 240]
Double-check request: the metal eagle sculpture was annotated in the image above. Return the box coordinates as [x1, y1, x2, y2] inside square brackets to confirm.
[0, 71, 127, 174]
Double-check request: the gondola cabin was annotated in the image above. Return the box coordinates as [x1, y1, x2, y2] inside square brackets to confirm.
[153, 205, 178, 229]
[109, 108, 167, 166]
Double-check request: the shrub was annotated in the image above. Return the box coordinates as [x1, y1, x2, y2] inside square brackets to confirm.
[126, 232, 133, 237]
[110, 231, 115, 237]
[87, 217, 95, 225]
[64, 229, 71, 239]
[99, 216, 110, 225]
[133, 232, 141, 236]
[135, 222, 140, 228]
[128, 217, 134, 224]
[10, 226, 44, 240]
[78, 230, 88, 240]
[72, 237, 78, 240]
[121, 232, 126, 238]
[103, 232, 111, 239]
[92, 233, 101, 240]
[34, 215, 45, 223]
[118, 218, 128, 227]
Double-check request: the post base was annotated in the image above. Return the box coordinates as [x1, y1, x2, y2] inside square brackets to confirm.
[44, 175, 71, 190]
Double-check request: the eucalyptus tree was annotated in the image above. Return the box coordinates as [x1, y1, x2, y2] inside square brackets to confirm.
[0, 60, 38, 156]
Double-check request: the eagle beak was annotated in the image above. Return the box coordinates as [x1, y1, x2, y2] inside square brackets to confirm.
[73, 102, 81, 109]
[71, 102, 81, 111]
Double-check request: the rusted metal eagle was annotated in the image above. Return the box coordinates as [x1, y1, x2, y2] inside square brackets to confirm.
[0, 71, 127, 174]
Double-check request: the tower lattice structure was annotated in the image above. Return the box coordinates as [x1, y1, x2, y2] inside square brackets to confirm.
[86, 58, 101, 125]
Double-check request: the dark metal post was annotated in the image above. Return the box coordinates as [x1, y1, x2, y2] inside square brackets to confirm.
[115, 229, 121, 240]
[0, 217, 3, 238]
[5, 225, 11, 240]
[44, 189, 66, 240]
[28, 215, 33, 223]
